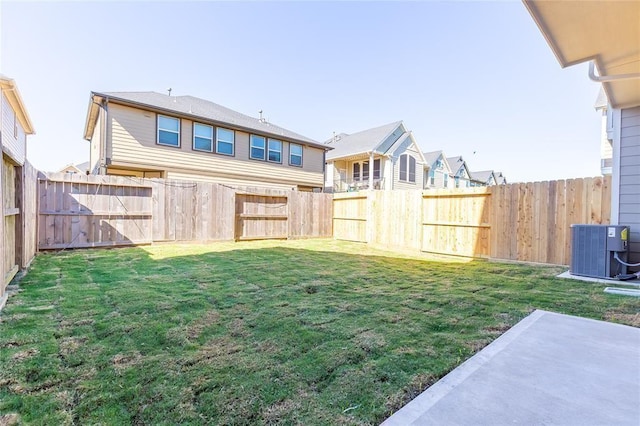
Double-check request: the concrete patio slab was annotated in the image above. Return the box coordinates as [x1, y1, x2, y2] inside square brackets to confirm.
[382, 309, 640, 426]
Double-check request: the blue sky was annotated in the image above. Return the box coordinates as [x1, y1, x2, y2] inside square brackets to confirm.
[1, 1, 602, 182]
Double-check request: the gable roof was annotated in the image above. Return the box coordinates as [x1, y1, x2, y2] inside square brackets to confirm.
[594, 87, 608, 110]
[471, 170, 496, 184]
[495, 172, 507, 185]
[84, 91, 327, 149]
[325, 121, 404, 160]
[446, 156, 470, 177]
[0, 74, 35, 134]
[423, 150, 442, 166]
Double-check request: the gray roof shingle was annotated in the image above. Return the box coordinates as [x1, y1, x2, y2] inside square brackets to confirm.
[423, 150, 444, 167]
[95, 91, 326, 148]
[325, 121, 403, 160]
[471, 170, 495, 183]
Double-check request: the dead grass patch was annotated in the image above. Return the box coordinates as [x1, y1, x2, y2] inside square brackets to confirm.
[262, 398, 301, 423]
[384, 373, 438, 416]
[184, 337, 245, 368]
[11, 348, 39, 361]
[59, 336, 88, 356]
[112, 351, 143, 371]
[186, 310, 220, 340]
[604, 312, 640, 327]
[0, 414, 20, 426]
[354, 330, 386, 353]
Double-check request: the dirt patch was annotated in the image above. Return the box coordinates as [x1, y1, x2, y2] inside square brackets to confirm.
[12, 348, 39, 361]
[186, 310, 220, 340]
[112, 351, 143, 371]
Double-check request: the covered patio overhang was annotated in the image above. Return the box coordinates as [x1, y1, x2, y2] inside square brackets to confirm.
[524, 0, 640, 108]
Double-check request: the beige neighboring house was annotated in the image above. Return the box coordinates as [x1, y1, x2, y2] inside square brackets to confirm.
[423, 150, 452, 189]
[1, 75, 34, 166]
[0, 75, 35, 291]
[58, 161, 90, 175]
[524, 0, 640, 265]
[324, 121, 426, 192]
[83, 91, 330, 191]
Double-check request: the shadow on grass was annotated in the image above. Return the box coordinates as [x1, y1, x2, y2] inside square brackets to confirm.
[1, 242, 638, 425]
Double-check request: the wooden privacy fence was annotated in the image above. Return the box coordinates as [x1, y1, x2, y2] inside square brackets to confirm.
[1, 158, 38, 300]
[38, 173, 333, 250]
[333, 176, 611, 265]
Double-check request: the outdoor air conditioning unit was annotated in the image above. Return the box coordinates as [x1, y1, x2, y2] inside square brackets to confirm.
[570, 225, 629, 279]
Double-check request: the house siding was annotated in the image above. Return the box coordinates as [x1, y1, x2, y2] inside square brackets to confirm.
[619, 106, 640, 265]
[1, 91, 26, 165]
[392, 139, 423, 190]
[107, 103, 325, 188]
[89, 110, 102, 174]
[377, 124, 405, 154]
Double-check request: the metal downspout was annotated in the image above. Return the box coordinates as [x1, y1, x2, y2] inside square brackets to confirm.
[588, 61, 640, 83]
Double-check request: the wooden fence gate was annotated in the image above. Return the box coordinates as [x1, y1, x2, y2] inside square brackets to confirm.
[235, 191, 289, 241]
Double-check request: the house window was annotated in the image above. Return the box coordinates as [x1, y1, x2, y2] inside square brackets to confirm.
[250, 135, 266, 160]
[374, 159, 381, 179]
[435, 159, 443, 170]
[353, 163, 361, 181]
[444, 174, 449, 188]
[399, 154, 416, 183]
[268, 139, 282, 163]
[290, 143, 303, 166]
[455, 176, 460, 188]
[193, 123, 213, 152]
[429, 169, 435, 185]
[363, 161, 370, 181]
[216, 127, 234, 156]
[157, 115, 180, 147]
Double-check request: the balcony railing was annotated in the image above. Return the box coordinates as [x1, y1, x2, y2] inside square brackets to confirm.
[333, 178, 384, 193]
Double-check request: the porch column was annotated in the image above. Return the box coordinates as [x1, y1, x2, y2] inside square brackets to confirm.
[369, 153, 374, 190]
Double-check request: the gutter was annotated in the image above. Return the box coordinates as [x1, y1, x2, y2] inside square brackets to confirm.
[588, 61, 640, 83]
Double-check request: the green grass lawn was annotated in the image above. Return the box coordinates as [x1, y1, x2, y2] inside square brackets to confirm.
[1, 239, 638, 425]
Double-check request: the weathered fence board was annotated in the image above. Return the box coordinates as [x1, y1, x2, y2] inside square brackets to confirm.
[38, 173, 153, 249]
[334, 176, 611, 265]
[37, 175, 332, 249]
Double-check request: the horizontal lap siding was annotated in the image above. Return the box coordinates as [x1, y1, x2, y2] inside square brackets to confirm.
[392, 142, 424, 190]
[109, 103, 324, 187]
[620, 107, 640, 265]
[1, 92, 26, 165]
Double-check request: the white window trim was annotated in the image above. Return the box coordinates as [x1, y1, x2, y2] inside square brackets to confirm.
[289, 143, 303, 167]
[267, 138, 282, 164]
[192, 122, 214, 152]
[250, 134, 266, 160]
[216, 127, 235, 156]
[399, 154, 416, 183]
[157, 115, 181, 147]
